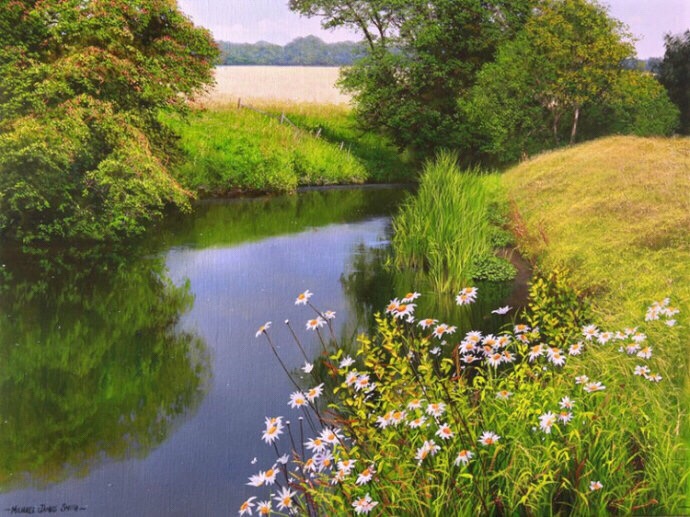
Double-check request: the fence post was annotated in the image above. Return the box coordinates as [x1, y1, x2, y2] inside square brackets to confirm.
[315, 128, 322, 138]
[339, 141, 344, 151]
[280, 113, 285, 124]
[237, 97, 241, 109]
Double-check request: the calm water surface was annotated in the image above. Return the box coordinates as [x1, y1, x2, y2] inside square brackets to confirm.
[0, 187, 514, 515]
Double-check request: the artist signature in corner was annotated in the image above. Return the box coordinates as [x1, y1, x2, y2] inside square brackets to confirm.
[4, 504, 87, 514]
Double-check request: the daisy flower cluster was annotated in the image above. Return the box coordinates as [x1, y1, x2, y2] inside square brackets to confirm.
[645, 298, 679, 326]
[580, 304, 673, 384]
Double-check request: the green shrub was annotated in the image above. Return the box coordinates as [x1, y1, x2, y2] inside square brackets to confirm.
[582, 71, 680, 137]
[470, 254, 516, 282]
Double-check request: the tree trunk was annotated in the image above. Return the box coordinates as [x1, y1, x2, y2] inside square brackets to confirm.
[552, 111, 561, 145]
[570, 105, 580, 145]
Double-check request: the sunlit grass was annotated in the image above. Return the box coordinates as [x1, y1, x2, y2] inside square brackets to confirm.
[503, 135, 690, 506]
[162, 102, 413, 195]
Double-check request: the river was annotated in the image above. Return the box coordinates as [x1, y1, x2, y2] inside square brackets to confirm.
[0, 187, 515, 515]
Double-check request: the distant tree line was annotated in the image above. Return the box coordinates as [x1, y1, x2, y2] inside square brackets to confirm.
[217, 36, 367, 66]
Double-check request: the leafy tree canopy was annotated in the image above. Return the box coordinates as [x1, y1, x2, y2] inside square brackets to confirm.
[0, 0, 218, 244]
[657, 30, 690, 134]
[461, 0, 638, 163]
[289, 0, 537, 156]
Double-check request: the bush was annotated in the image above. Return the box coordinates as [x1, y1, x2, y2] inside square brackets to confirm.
[470, 254, 516, 282]
[582, 71, 679, 137]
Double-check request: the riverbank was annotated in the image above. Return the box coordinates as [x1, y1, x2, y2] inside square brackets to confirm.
[503, 135, 690, 509]
[164, 102, 414, 196]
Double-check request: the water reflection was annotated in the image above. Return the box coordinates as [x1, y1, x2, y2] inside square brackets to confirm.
[0, 248, 209, 489]
[341, 239, 515, 335]
[162, 186, 408, 250]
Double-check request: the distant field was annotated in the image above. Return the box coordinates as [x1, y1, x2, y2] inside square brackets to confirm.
[202, 66, 351, 105]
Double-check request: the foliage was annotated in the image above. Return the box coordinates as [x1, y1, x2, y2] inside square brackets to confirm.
[584, 70, 679, 137]
[243, 283, 684, 515]
[289, 0, 536, 157]
[461, 0, 634, 164]
[488, 227, 515, 248]
[656, 30, 690, 134]
[469, 255, 516, 283]
[217, 36, 366, 66]
[164, 103, 414, 195]
[0, 0, 218, 244]
[526, 268, 592, 349]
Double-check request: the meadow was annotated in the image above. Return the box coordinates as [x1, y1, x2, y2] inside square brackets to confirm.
[164, 101, 414, 195]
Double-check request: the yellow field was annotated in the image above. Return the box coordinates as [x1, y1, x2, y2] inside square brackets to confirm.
[201, 66, 351, 106]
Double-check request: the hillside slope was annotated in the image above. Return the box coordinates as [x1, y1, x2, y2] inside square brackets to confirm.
[503, 136, 690, 504]
[504, 136, 689, 325]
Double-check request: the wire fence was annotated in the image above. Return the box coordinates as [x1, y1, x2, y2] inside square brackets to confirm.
[237, 97, 348, 151]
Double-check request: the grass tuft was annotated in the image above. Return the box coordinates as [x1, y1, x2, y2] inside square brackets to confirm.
[392, 151, 513, 292]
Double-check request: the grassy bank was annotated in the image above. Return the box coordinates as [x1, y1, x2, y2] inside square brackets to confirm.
[163, 103, 413, 196]
[238, 138, 689, 515]
[503, 135, 690, 509]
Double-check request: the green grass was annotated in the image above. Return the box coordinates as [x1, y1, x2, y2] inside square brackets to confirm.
[162, 103, 414, 196]
[256, 102, 415, 183]
[503, 135, 690, 509]
[392, 152, 513, 292]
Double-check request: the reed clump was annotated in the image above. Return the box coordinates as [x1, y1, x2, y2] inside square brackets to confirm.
[392, 152, 512, 292]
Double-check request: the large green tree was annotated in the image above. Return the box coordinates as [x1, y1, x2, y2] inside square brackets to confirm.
[462, 0, 636, 163]
[289, 0, 536, 156]
[657, 30, 690, 134]
[0, 0, 218, 244]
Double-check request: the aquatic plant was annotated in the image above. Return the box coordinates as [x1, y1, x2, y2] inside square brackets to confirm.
[392, 152, 514, 292]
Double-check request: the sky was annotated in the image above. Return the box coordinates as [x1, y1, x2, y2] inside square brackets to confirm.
[177, 0, 690, 59]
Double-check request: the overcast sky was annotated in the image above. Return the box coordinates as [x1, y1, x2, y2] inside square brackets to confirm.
[177, 0, 689, 58]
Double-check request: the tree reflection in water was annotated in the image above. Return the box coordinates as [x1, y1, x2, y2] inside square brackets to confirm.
[0, 246, 209, 489]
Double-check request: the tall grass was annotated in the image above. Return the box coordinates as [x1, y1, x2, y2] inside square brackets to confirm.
[392, 152, 493, 292]
[162, 102, 414, 196]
